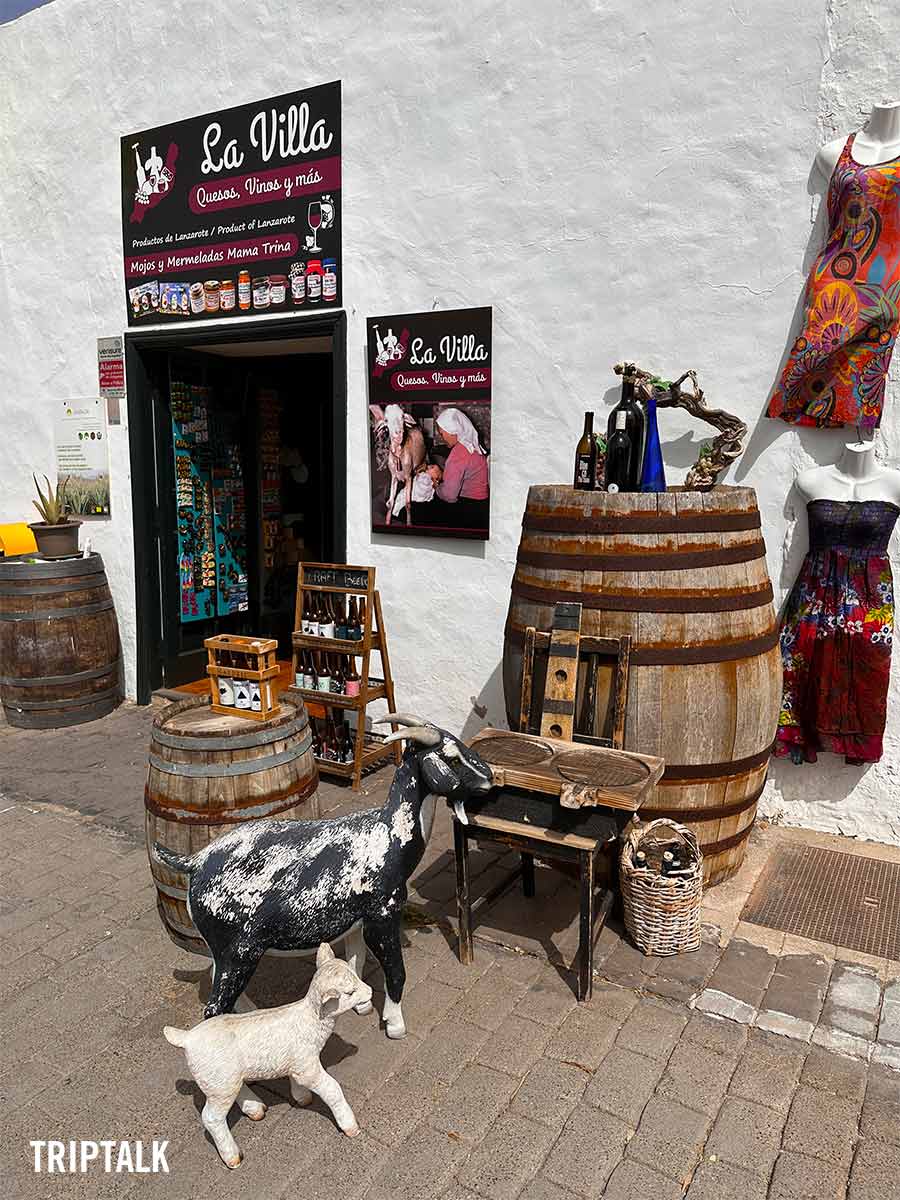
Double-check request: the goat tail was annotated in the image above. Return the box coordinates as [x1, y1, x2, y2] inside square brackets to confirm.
[163, 1025, 189, 1049]
[152, 842, 196, 875]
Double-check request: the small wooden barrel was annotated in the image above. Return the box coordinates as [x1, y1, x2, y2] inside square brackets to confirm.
[0, 553, 122, 728]
[503, 485, 782, 886]
[145, 694, 320, 954]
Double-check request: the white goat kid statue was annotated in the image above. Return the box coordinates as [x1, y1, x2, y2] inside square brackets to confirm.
[369, 403, 427, 527]
[163, 943, 372, 1170]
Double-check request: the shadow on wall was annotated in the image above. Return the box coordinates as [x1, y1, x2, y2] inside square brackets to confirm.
[735, 159, 832, 481]
[460, 659, 507, 742]
[371, 531, 486, 560]
[765, 756, 873, 824]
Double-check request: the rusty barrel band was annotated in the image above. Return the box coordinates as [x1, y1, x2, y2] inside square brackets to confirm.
[144, 774, 318, 824]
[10, 686, 121, 711]
[148, 734, 313, 778]
[703, 824, 753, 857]
[505, 623, 779, 667]
[516, 539, 767, 573]
[640, 778, 767, 821]
[0, 660, 120, 687]
[658, 744, 774, 782]
[0, 599, 115, 622]
[0, 553, 105, 579]
[510, 578, 774, 614]
[541, 699, 575, 715]
[0, 575, 109, 596]
[152, 710, 309, 752]
[522, 511, 762, 534]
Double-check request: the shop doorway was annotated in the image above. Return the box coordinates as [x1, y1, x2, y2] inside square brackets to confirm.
[126, 314, 346, 702]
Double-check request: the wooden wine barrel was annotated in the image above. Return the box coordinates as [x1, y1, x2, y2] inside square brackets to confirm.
[0, 553, 122, 728]
[503, 485, 782, 886]
[145, 694, 320, 954]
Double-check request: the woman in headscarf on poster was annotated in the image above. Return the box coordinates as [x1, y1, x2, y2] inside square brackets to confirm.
[423, 408, 490, 533]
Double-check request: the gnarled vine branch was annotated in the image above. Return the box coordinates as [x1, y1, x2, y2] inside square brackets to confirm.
[613, 363, 747, 491]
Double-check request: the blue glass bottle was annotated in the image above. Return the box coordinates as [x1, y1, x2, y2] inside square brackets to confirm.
[640, 390, 666, 493]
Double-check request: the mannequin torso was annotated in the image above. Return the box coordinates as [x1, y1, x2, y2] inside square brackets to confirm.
[816, 100, 900, 181]
[796, 442, 900, 505]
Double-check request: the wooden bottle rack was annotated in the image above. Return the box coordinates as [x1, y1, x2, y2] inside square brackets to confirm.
[205, 634, 281, 721]
[289, 562, 401, 790]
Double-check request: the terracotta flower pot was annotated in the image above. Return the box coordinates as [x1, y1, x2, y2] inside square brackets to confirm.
[27, 520, 82, 559]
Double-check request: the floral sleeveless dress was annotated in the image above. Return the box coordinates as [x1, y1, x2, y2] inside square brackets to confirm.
[768, 135, 900, 429]
[775, 499, 898, 764]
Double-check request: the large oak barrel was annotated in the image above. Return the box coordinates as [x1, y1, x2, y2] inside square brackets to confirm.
[145, 694, 320, 954]
[503, 485, 782, 886]
[0, 552, 122, 728]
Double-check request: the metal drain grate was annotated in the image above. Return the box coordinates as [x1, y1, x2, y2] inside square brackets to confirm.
[741, 842, 900, 960]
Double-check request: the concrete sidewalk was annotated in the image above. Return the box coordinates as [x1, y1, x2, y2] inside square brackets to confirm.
[2, 703, 900, 1199]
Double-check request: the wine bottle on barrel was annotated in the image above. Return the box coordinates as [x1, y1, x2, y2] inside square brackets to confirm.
[573, 412, 597, 490]
[603, 411, 633, 494]
[606, 367, 645, 488]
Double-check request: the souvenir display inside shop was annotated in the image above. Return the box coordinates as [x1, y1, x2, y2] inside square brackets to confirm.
[768, 101, 900, 430]
[171, 376, 248, 622]
[775, 438, 900, 765]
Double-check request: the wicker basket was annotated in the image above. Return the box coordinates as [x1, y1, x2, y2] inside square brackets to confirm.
[620, 818, 703, 956]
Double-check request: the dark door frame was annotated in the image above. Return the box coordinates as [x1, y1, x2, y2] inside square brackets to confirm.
[125, 311, 347, 703]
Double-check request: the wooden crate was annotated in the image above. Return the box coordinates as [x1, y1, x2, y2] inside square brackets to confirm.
[205, 634, 281, 721]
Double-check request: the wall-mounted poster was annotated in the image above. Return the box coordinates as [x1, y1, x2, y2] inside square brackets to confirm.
[120, 81, 341, 327]
[366, 307, 492, 541]
[55, 399, 111, 518]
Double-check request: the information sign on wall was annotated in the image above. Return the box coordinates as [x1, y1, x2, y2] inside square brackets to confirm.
[120, 81, 341, 326]
[366, 307, 492, 540]
[55, 399, 111, 518]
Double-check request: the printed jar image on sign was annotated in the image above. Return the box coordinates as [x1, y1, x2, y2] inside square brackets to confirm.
[145, 694, 319, 953]
[502, 486, 782, 885]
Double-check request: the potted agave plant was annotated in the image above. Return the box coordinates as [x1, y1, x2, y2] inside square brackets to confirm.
[28, 474, 82, 558]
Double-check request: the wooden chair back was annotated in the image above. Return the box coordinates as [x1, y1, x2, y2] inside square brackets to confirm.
[518, 603, 631, 750]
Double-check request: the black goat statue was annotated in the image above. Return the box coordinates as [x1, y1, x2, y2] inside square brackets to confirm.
[153, 714, 493, 1039]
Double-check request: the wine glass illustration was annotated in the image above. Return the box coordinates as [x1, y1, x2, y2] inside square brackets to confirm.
[307, 201, 323, 253]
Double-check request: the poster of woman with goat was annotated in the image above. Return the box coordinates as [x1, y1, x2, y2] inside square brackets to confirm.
[366, 307, 492, 540]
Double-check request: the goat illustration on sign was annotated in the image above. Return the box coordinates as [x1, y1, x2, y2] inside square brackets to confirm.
[153, 715, 493, 1039]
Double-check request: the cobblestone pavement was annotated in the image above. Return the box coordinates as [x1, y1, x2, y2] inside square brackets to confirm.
[3, 703, 900, 1199]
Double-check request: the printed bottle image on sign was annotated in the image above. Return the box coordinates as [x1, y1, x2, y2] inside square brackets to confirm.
[366, 307, 492, 541]
[120, 81, 341, 326]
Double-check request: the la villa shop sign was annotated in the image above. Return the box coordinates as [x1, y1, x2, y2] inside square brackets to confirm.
[120, 81, 341, 326]
[366, 307, 492, 541]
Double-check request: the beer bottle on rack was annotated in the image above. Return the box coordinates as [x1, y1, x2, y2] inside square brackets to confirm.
[344, 656, 360, 698]
[318, 719, 332, 761]
[347, 595, 359, 641]
[605, 365, 646, 488]
[311, 716, 322, 757]
[325, 714, 340, 759]
[307, 651, 318, 692]
[573, 412, 597, 490]
[218, 649, 235, 707]
[331, 654, 345, 694]
[333, 594, 347, 640]
[300, 593, 311, 635]
[307, 593, 320, 637]
[316, 651, 332, 692]
[338, 721, 353, 763]
[233, 649, 251, 710]
[356, 596, 367, 641]
[320, 593, 336, 639]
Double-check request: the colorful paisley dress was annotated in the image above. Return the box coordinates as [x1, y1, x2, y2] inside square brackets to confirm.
[775, 499, 898, 764]
[768, 136, 900, 429]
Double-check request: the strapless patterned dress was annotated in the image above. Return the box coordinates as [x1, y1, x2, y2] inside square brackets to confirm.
[775, 499, 898, 764]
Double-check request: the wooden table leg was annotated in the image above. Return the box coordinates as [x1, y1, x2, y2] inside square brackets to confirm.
[578, 847, 595, 1001]
[453, 818, 474, 965]
[521, 852, 535, 898]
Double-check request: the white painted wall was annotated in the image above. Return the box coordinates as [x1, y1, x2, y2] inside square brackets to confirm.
[2, 0, 899, 843]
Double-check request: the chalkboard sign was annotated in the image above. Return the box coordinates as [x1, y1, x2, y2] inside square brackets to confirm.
[302, 563, 370, 592]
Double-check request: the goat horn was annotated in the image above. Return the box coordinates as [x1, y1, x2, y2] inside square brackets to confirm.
[382, 726, 442, 748]
[376, 713, 427, 728]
